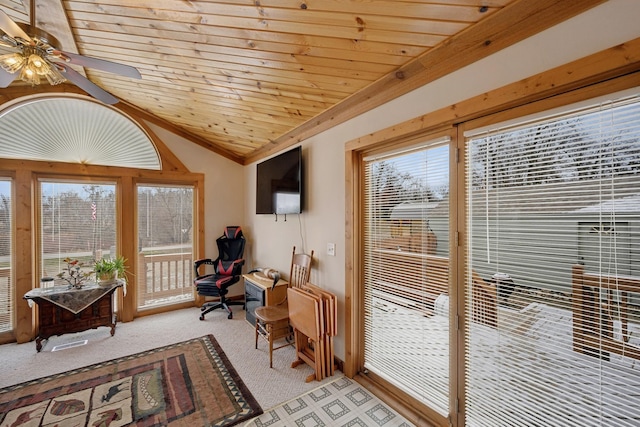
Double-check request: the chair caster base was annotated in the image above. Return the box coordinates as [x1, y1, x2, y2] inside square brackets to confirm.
[198, 300, 242, 320]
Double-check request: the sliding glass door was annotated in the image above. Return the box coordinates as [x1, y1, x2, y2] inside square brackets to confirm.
[465, 94, 640, 426]
[136, 185, 194, 310]
[363, 137, 450, 417]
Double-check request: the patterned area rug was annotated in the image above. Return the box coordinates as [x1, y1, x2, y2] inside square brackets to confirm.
[0, 335, 262, 427]
[244, 376, 413, 426]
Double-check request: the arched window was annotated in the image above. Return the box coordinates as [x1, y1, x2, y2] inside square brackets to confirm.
[0, 95, 160, 170]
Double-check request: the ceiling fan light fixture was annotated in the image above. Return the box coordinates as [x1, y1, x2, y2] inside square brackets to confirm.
[28, 53, 49, 73]
[45, 63, 65, 85]
[19, 58, 40, 85]
[0, 9, 140, 103]
[2, 45, 67, 86]
[0, 52, 25, 73]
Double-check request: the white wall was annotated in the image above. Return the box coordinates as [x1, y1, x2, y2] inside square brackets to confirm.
[152, 0, 640, 361]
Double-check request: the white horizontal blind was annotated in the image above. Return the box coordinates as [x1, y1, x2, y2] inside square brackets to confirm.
[466, 94, 640, 426]
[40, 182, 116, 286]
[363, 139, 450, 416]
[0, 179, 11, 332]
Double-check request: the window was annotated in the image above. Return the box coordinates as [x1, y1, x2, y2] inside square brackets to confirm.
[0, 179, 11, 333]
[136, 185, 194, 310]
[0, 97, 160, 170]
[466, 94, 640, 426]
[40, 181, 117, 284]
[363, 137, 450, 416]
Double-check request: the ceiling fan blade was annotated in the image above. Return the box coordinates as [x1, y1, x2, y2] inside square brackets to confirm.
[0, 38, 18, 50]
[0, 9, 31, 42]
[58, 64, 119, 105]
[0, 68, 16, 88]
[56, 51, 141, 79]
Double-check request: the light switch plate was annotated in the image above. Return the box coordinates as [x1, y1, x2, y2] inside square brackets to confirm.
[327, 242, 336, 256]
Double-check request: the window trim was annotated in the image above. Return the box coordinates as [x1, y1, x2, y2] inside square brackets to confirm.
[35, 175, 120, 289]
[134, 182, 197, 313]
[1, 158, 204, 342]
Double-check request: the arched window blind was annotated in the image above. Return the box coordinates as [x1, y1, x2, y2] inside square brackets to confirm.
[0, 96, 161, 170]
[0, 178, 11, 333]
[363, 137, 450, 416]
[466, 93, 640, 426]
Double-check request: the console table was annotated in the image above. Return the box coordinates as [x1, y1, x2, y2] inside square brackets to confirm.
[243, 273, 288, 326]
[24, 281, 124, 352]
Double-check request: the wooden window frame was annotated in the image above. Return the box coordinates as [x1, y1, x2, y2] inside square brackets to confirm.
[133, 181, 198, 315]
[0, 159, 204, 345]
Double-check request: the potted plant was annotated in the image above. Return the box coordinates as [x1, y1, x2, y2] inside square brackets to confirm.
[94, 255, 128, 285]
[57, 258, 93, 289]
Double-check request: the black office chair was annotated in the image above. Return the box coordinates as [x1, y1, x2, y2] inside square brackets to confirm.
[194, 226, 246, 320]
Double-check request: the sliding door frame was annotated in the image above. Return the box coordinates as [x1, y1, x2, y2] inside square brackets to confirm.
[132, 179, 200, 316]
[346, 127, 458, 427]
[345, 39, 640, 426]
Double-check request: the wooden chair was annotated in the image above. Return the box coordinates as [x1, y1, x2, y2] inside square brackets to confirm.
[254, 246, 314, 367]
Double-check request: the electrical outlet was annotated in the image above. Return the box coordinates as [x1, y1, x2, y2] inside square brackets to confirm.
[327, 242, 336, 256]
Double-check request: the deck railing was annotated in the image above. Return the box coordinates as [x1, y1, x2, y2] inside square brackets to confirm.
[137, 252, 194, 308]
[372, 249, 449, 315]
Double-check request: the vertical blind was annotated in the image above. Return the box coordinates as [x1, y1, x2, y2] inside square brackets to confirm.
[466, 94, 640, 426]
[363, 138, 450, 416]
[0, 179, 11, 332]
[137, 185, 194, 310]
[40, 181, 116, 285]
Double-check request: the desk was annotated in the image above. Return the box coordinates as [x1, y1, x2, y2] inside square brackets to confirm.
[243, 273, 288, 326]
[24, 281, 123, 352]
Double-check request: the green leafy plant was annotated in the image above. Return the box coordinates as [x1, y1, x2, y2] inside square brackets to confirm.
[94, 255, 128, 283]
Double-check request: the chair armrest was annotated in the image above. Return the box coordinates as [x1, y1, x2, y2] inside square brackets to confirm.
[194, 258, 214, 276]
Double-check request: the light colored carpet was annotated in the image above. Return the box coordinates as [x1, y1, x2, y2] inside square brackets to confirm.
[0, 306, 338, 411]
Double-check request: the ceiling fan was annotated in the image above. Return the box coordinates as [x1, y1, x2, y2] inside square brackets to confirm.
[0, 8, 141, 104]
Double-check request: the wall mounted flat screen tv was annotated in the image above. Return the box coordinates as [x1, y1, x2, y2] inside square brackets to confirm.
[256, 146, 303, 214]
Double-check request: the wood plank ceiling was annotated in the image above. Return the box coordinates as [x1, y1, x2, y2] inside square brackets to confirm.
[0, 0, 605, 164]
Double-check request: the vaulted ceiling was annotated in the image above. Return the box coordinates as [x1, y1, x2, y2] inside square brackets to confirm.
[0, 0, 605, 164]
